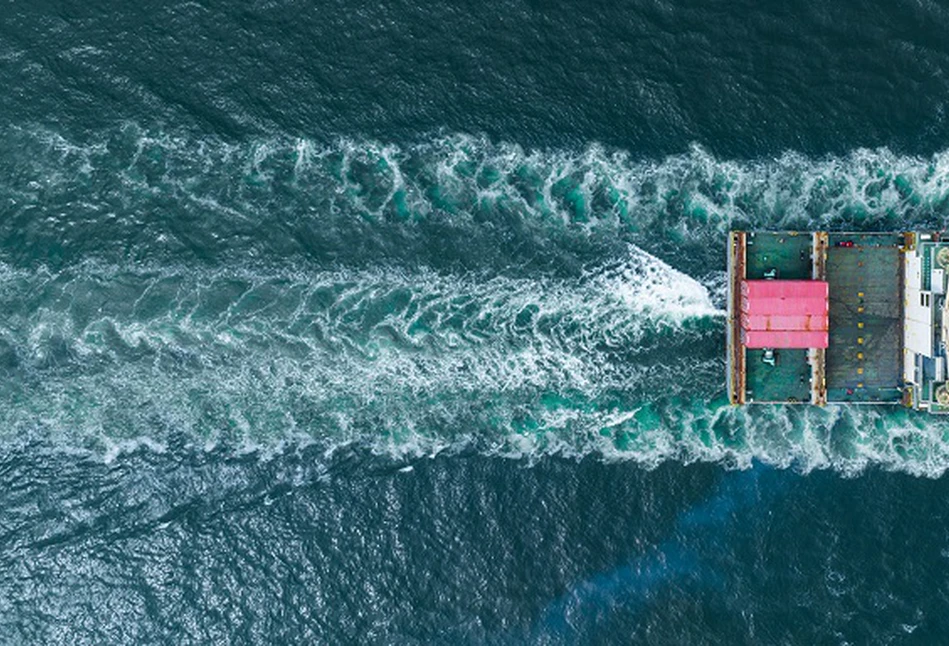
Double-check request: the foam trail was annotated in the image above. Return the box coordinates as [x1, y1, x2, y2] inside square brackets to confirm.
[0, 253, 722, 456]
[5, 126, 949, 277]
[5, 126, 949, 474]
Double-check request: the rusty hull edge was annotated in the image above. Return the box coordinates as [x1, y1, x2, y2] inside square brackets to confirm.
[727, 231, 747, 404]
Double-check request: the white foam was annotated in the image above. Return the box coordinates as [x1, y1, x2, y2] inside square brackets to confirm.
[7, 127, 949, 474]
[101, 436, 168, 465]
[595, 244, 724, 322]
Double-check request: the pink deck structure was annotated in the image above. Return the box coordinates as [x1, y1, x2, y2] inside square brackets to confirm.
[740, 280, 829, 348]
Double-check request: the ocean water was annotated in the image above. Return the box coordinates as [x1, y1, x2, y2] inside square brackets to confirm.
[3, 0, 949, 643]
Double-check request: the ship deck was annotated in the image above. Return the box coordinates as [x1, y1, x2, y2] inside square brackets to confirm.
[824, 233, 903, 403]
[734, 231, 904, 405]
[741, 232, 814, 403]
[744, 348, 812, 403]
[745, 232, 812, 281]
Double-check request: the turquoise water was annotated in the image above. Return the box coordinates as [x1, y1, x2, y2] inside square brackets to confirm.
[3, 1, 949, 643]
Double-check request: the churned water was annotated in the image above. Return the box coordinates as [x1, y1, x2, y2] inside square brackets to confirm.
[2, 1, 949, 643]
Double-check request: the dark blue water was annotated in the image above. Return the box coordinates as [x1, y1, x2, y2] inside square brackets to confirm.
[3, 0, 949, 643]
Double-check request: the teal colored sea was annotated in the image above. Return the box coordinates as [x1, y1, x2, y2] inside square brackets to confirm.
[2, 1, 949, 643]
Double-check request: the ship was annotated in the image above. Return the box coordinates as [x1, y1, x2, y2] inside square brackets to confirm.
[727, 231, 949, 412]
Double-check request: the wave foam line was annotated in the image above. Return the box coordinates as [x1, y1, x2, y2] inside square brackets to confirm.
[0, 253, 723, 452]
[5, 126, 949, 275]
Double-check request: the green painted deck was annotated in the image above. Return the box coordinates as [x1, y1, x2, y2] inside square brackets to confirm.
[743, 232, 815, 402]
[825, 233, 903, 403]
[745, 232, 812, 280]
[744, 348, 811, 403]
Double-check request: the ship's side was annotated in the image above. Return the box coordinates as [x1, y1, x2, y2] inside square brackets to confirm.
[728, 231, 949, 413]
